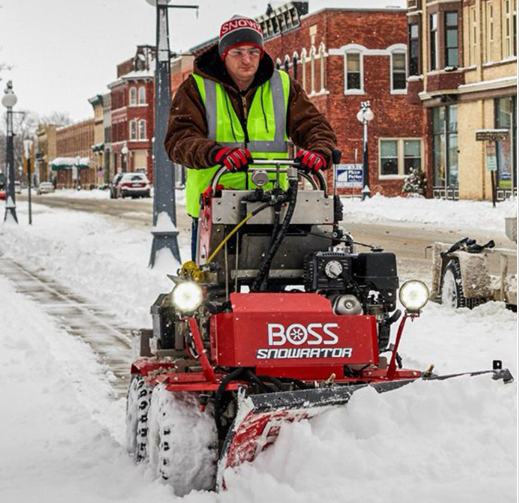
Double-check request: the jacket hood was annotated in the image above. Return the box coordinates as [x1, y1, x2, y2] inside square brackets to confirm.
[194, 44, 275, 92]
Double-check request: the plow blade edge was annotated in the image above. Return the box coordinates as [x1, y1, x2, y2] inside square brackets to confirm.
[216, 368, 513, 490]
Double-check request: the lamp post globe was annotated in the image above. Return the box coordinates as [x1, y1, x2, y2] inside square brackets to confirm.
[2, 91, 17, 109]
[364, 108, 374, 122]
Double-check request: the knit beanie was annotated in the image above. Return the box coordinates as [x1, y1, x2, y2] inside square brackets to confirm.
[218, 15, 264, 60]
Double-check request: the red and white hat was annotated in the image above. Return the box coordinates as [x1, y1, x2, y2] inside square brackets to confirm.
[218, 15, 264, 60]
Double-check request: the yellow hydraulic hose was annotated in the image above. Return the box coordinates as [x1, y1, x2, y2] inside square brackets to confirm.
[205, 201, 273, 265]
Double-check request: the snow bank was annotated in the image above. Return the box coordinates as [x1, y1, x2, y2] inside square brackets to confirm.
[341, 194, 517, 234]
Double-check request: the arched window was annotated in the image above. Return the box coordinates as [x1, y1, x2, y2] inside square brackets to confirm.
[301, 48, 307, 91]
[318, 43, 326, 92]
[130, 119, 137, 140]
[138, 86, 146, 104]
[129, 87, 137, 106]
[275, 58, 282, 70]
[284, 55, 290, 73]
[138, 120, 146, 140]
[292, 51, 299, 80]
[310, 46, 316, 95]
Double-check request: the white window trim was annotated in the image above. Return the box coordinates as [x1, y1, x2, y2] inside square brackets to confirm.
[390, 50, 408, 94]
[129, 87, 137, 106]
[138, 120, 146, 140]
[310, 45, 317, 95]
[138, 86, 146, 105]
[430, 13, 438, 71]
[344, 51, 364, 95]
[379, 138, 423, 179]
[318, 42, 326, 93]
[129, 119, 137, 141]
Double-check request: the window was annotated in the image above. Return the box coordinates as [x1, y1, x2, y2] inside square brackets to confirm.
[319, 43, 326, 92]
[392, 52, 407, 91]
[429, 13, 438, 70]
[284, 55, 290, 73]
[495, 97, 517, 189]
[380, 141, 398, 175]
[503, 0, 517, 57]
[408, 24, 420, 75]
[292, 52, 298, 80]
[444, 12, 459, 67]
[345, 52, 362, 92]
[129, 87, 137, 106]
[310, 46, 316, 94]
[469, 7, 477, 65]
[138, 87, 146, 104]
[485, 2, 494, 62]
[432, 105, 458, 190]
[380, 139, 422, 177]
[275, 58, 281, 70]
[130, 120, 137, 140]
[138, 120, 146, 140]
[404, 140, 421, 173]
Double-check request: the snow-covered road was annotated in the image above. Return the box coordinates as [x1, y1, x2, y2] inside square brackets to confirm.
[0, 196, 516, 503]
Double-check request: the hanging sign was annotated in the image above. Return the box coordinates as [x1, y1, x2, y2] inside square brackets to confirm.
[485, 141, 497, 172]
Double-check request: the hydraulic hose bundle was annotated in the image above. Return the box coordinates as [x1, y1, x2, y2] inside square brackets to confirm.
[250, 177, 299, 292]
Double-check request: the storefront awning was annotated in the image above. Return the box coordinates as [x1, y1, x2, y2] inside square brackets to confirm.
[50, 157, 91, 170]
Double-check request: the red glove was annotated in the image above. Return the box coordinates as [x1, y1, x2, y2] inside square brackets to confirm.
[214, 147, 252, 172]
[295, 149, 327, 172]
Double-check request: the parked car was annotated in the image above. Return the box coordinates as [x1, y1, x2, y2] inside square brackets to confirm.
[112, 173, 151, 199]
[36, 182, 55, 195]
[0, 190, 6, 201]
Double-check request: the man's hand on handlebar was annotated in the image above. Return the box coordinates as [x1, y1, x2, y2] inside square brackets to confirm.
[215, 147, 253, 172]
[295, 149, 327, 172]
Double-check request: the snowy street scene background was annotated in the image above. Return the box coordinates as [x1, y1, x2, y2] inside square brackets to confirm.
[0, 193, 516, 502]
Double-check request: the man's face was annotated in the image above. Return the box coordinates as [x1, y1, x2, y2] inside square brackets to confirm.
[224, 44, 261, 84]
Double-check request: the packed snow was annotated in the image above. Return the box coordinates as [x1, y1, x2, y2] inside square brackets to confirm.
[341, 193, 517, 234]
[0, 196, 516, 503]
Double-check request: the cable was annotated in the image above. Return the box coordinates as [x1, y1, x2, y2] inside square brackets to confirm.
[204, 201, 272, 265]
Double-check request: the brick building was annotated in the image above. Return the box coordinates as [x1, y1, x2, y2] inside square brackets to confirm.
[54, 119, 95, 188]
[88, 94, 106, 186]
[186, 2, 424, 196]
[35, 124, 58, 184]
[407, 0, 517, 200]
[108, 45, 155, 181]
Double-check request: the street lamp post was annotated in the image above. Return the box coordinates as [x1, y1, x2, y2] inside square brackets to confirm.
[2, 81, 18, 223]
[146, 0, 198, 267]
[356, 101, 374, 201]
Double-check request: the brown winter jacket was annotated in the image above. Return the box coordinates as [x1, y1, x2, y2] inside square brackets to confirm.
[165, 45, 337, 168]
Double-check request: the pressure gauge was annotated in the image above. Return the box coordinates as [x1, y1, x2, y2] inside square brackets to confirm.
[324, 260, 343, 279]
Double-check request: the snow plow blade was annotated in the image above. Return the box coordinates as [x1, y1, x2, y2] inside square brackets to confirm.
[217, 367, 512, 489]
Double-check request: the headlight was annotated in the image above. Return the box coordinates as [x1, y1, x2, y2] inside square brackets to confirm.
[171, 281, 203, 312]
[399, 280, 429, 312]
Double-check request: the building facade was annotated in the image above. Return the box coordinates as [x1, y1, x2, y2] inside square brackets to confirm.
[55, 119, 95, 188]
[407, 0, 517, 200]
[188, 3, 424, 196]
[108, 45, 155, 182]
[88, 94, 106, 186]
[35, 124, 58, 184]
[102, 92, 112, 184]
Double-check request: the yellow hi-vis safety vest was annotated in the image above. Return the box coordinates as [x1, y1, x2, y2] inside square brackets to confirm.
[187, 70, 290, 217]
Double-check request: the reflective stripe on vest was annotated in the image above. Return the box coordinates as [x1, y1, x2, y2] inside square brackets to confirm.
[186, 70, 290, 217]
[197, 70, 288, 152]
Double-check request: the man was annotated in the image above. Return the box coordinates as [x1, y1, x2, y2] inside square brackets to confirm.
[165, 15, 337, 257]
